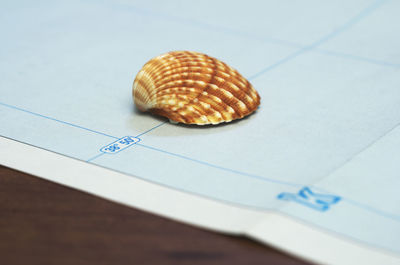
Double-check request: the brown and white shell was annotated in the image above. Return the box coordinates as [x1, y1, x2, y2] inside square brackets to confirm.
[132, 51, 260, 125]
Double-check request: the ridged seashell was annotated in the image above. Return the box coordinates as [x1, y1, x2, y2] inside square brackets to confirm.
[132, 51, 260, 125]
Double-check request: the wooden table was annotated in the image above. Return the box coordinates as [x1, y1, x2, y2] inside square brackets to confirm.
[0, 165, 310, 265]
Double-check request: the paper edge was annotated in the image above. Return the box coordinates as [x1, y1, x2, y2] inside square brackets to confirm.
[1, 136, 399, 265]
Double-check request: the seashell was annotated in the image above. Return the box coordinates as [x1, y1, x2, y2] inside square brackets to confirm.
[132, 51, 260, 125]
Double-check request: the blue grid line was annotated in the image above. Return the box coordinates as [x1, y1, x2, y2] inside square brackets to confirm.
[0, 101, 119, 140]
[135, 142, 303, 188]
[104, 1, 302, 49]
[314, 184, 400, 222]
[115, 0, 389, 149]
[315, 49, 400, 68]
[344, 198, 400, 222]
[106, 0, 399, 70]
[135, 142, 400, 222]
[249, 0, 388, 80]
[323, 120, 400, 179]
[86, 152, 105, 162]
[135, 121, 168, 138]
[84, 33, 287, 162]
[1, 0, 399, 224]
[86, 121, 168, 162]
[2, 100, 400, 222]
[311, 0, 387, 47]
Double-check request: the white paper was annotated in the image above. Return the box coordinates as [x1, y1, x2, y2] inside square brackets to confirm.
[1, 1, 400, 264]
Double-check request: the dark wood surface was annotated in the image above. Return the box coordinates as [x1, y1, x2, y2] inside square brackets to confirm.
[0, 165, 310, 265]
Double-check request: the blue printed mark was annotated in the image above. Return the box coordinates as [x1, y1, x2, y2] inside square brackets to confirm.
[277, 187, 341, 212]
[100, 136, 141, 154]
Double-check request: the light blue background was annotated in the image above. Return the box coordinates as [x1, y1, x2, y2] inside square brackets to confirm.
[1, 0, 400, 254]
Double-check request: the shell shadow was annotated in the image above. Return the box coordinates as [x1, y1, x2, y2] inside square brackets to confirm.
[125, 105, 168, 133]
[134, 106, 259, 137]
[172, 112, 253, 129]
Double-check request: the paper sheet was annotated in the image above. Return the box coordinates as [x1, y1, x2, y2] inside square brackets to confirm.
[1, 1, 400, 264]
